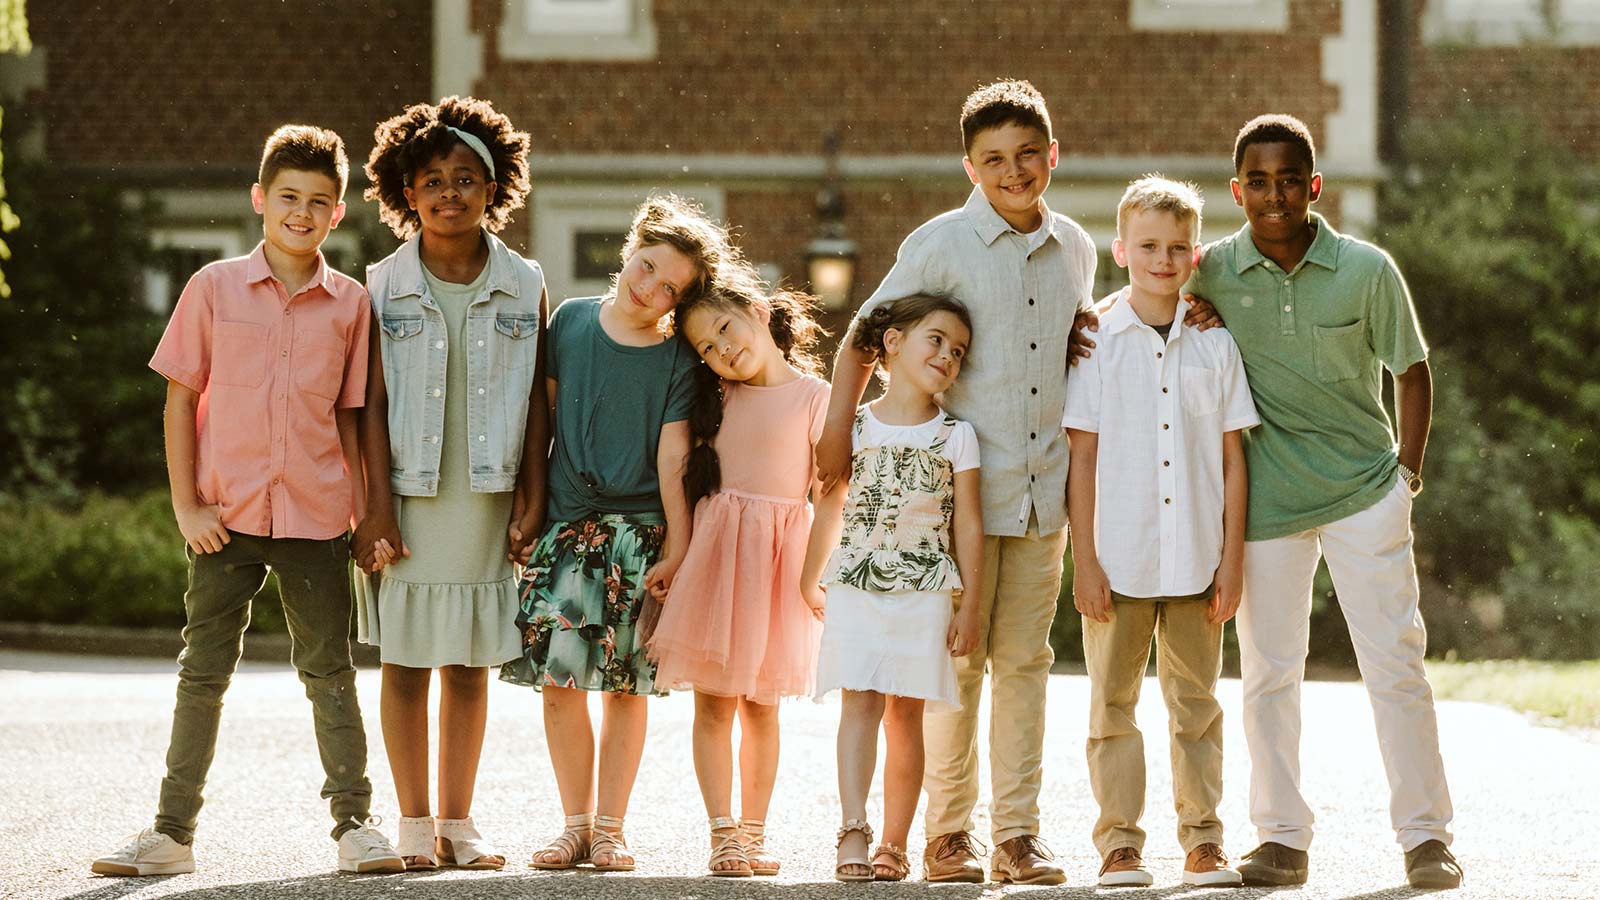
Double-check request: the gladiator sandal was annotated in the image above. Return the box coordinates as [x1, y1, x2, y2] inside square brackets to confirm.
[739, 818, 780, 876]
[590, 814, 636, 872]
[707, 816, 753, 877]
[529, 812, 592, 870]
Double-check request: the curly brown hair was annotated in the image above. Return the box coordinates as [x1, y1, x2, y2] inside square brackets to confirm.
[364, 95, 532, 240]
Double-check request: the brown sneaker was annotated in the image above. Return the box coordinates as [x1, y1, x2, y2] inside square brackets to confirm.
[922, 831, 985, 883]
[1183, 843, 1242, 887]
[1099, 846, 1154, 887]
[992, 834, 1066, 885]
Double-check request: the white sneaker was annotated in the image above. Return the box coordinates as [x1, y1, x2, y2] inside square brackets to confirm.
[90, 827, 196, 876]
[338, 817, 406, 873]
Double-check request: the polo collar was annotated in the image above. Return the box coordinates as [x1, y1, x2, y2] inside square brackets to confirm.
[1233, 211, 1341, 275]
[389, 229, 522, 300]
[962, 185, 1061, 248]
[245, 241, 334, 297]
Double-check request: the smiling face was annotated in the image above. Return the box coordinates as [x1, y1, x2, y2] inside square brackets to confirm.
[963, 122, 1058, 233]
[1232, 140, 1321, 244]
[615, 241, 699, 325]
[1114, 209, 1198, 300]
[884, 310, 971, 397]
[403, 142, 497, 241]
[683, 300, 778, 382]
[252, 168, 345, 262]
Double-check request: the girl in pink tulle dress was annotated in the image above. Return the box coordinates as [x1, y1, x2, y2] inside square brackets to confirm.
[647, 268, 829, 878]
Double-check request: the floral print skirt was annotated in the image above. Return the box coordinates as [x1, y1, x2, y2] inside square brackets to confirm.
[498, 513, 668, 696]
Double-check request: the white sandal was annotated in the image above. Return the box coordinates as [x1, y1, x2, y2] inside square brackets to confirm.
[530, 812, 592, 870]
[739, 818, 780, 876]
[437, 816, 504, 870]
[396, 815, 439, 870]
[707, 816, 752, 877]
[590, 814, 636, 872]
[835, 818, 875, 882]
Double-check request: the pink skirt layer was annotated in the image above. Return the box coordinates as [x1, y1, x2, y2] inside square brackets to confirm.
[651, 489, 822, 704]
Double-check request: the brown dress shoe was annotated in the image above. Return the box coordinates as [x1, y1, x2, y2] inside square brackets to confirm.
[992, 834, 1066, 885]
[923, 831, 985, 883]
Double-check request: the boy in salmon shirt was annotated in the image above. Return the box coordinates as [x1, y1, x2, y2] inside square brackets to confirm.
[90, 125, 403, 877]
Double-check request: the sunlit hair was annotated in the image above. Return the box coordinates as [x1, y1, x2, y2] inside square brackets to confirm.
[1117, 174, 1204, 242]
[852, 294, 975, 380]
[259, 125, 349, 197]
[959, 79, 1052, 154]
[615, 194, 731, 321]
[364, 95, 532, 239]
[1233, 113, 1317, 173]
[674, 268, 828, 506]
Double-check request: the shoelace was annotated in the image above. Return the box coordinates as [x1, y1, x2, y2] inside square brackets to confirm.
[1193, 844, 1226, 867]
[134, 829, 169, 853]
[937, 833, 989, 860]
[1010, 835, 1055, 861]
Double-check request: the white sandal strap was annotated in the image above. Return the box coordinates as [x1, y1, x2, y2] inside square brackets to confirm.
[436, 817, 499, 866]
[836, 818, 874, 846]
[396, 815, 438, 864]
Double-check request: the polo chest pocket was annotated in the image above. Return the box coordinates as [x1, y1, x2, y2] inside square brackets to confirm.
[493, 314, 538, 372]
[380, 315, 426, 374]
[211, 321, 267, 388]
[1313, 321, 1365, 383]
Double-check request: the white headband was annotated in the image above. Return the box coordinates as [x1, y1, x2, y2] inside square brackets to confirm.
[446, 126, 495, 180]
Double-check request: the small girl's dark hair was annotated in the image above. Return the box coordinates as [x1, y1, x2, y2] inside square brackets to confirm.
[675, 268, 829, 507]
[852, 294, 974, 377]
[364, 95, 532, 240]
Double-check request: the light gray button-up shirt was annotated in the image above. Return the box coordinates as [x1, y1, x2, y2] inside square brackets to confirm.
[857, 186, 1097, 536]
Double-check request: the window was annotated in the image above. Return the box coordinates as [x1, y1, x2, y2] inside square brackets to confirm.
[532, 184, 725, 305]
[500, 0, 656, 61]
[1129, 0, 1288, 32]
[1422, 0, 1600, 45]
[145, 228, 244, 313]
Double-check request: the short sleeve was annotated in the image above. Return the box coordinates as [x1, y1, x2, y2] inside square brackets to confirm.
[1061, 347, 1102, 432]
[149, 268, 214, 393]
[808, 380, 831, 445]
[544, 299, 570, 382]
[855, 228, 937, 321]
[1368, 256, 1428, 375]
[1217, 333, 1260, 432]
[946, 420, 981, 473]
[336, 290, 371, 409]
[1078, 229, 1098, 313]
[663, 343, 697, 424]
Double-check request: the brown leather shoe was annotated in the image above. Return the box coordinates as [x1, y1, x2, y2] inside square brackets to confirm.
[992, 834, 1066, 885]
[922, 831, 985, 883]
[1183, 843, 1242, 887]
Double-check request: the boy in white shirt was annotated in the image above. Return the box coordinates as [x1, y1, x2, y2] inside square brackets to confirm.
[1063, 176, 1258, 888]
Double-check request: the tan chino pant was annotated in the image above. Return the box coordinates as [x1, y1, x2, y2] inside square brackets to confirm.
[923, 524, 1068, 845]
[1083, 596, 1225, 856]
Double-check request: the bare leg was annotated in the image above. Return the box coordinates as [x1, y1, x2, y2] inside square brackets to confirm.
[837, 690, 886, 879]
[534, 685, 595, 866]
[593, 691, 650, 868]
[737, 697, 782, 874]
[880, 695, 926, 851]
[436, 665, 502, 866]
[694, 691, 745, 874]
[381, 663, 434, 867]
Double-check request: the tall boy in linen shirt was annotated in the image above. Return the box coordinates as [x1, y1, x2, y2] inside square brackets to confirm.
[1064, 177, 1256, 888]
[90, 126, 403, 877]
[818, 79, 1096, 885]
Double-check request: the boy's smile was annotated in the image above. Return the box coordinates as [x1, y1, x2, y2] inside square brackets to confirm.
[1115, 209, 1198, 304]
[251, 169, 344, 265]
[1232, 141, 1321, 252]
[964, 122, 1058, 234]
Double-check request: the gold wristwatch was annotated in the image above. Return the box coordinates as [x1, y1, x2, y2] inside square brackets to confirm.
[1397, 462, 1423, 497]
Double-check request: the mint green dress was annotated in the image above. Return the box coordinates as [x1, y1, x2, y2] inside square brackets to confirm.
[358, 262, 522, 668]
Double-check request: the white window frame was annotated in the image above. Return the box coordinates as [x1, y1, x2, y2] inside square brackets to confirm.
[144, 227, 245, 313]
[532, 184, 725, 306]
[1417, 0, 1600, 45]
[500, 0, 656, 61]
[1129, 0, 1288, 32]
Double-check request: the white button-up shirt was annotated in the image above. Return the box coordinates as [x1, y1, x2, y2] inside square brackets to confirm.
[858, 186, 1097, 536]
[1062, 292, 1259, 597]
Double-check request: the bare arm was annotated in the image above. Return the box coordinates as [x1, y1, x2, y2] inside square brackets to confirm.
[644, 419, 693, 598]
[816, 323, 874, 493]
[336, 407, 366, 527]
[164, 380, 230, 554]
[1066, 427, 1110, 623]
[1211, 429, 1248, 625]
[509, 287, 553, 564]
[352, 315, 405, 572]
[1394, 359, 1432, 475]
[946, 468, 985, 656]
[799, 481, 848, 617]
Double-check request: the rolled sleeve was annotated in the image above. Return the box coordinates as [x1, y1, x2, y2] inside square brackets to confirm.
[1369, 257, 1429, 375]
[149, 269, 214, 393]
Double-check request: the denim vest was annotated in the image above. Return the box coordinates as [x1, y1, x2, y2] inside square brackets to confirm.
[367, 231, 543, 496]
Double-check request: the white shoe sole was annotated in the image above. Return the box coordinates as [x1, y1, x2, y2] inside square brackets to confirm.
[90, 858, 195, 876]
[1099, 870, 1155, 887]
[339, 856, 406, 873]
[1184, 869, 1244, 886]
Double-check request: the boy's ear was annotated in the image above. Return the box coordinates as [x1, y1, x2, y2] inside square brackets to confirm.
[329, 201, 347, 230]
[1111, 238, 1128, 268]
[962, 155, 979, 187]
[1193, 245, 1203, 267]
[1230, 177, 1243, 207]
[251, 183, 266, 214]
[1048, 139, 1060, 170]
[1309, 172, 1323, 202]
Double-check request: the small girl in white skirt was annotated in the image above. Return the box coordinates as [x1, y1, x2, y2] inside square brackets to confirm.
[801, 294, 984, 882]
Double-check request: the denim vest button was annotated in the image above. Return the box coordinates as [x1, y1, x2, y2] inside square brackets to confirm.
[434, 340, 444, 349]
[432, 389, 442, 398]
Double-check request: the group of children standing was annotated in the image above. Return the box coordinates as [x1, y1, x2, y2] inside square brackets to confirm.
[91, 79, 1462, 892]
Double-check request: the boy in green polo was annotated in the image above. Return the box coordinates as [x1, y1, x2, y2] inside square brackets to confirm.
[1187, 115, 1461, 891]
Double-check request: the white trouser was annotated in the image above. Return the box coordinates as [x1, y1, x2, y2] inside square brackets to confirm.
[1237, 478, 1453, 852]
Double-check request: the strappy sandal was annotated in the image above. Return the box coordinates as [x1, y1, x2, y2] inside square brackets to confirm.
[530, 812, 592, 870]
[739, 818, 780, 876]
[872, 841, 911, 882]
[396, 815, 439, 870]
[590, 814, 636, 872]
[706, 816, 752, 877]
[834, 818, 875, 882]
[436, 816, 504, 870]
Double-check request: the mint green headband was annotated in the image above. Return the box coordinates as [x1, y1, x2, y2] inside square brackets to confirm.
[446, 126, 495, 180]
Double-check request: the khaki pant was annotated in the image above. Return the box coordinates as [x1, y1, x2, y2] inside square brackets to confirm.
[923, 525, 1068, 845]
[155, 531, 372, 844]
[1084, 596, 1224, 855]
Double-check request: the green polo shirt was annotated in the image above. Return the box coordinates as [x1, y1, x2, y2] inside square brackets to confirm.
[1190, 213, 1428, 541]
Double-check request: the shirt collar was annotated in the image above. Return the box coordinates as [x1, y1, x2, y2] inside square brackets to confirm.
[1232, 210, 1341, 275]
[244, 241, 335, 297]
[962, 185, 1061, 249]
[389, 229, 522, 300]
[1100, 287, 1191, 339]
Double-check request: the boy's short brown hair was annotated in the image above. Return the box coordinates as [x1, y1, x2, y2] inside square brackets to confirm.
[960, 79, 1052, 153]
[259, 125, 349, 196]
[1117, 175, 1204, 241]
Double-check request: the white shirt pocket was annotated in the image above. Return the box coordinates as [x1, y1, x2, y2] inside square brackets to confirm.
[1180, 365, 1221, 417]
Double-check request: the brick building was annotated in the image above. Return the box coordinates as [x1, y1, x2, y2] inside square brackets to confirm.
[6, 0, 1591, 320]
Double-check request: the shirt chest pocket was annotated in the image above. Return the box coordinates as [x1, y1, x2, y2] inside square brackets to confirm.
[380, 314, 426, 373]
[211, 321, 267, 388]
[1180, 365, 1222, 417]
[1313, 321, 1366, 382]
[294, 334, 348, 402]
[493, 314, 538, 372]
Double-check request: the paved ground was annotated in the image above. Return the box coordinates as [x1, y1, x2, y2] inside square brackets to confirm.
[4, 649, 1597, 899]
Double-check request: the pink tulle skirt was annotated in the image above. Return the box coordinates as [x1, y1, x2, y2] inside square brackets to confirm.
[650, 489, 822, 704]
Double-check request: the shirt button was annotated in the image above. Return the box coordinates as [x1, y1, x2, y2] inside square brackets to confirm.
[478, 387, 486, 395]
[1163, 460, 1171, 467]
[1161, 387, 1169, 394]
[434, 340, 445, 350]
[1030, 342, 1037, 350]
[1030, 432, 1036, 440]
[1283, 280, 1290, 286]
[1162, 423, 1170, 430]
[1027, 298, 1035, 306]
[478, 434, 487, 442]
[1156, 351, 1163, 359]
[1030, 474, 1035, 482]
[432, 388, 442, 398]
[477, 340, 485, 347]
[1164, 497, 1172, 505]
[1284, 304, 1292, 312]
[1031, 387, 1038, 395]
[281, 350, 288, 357]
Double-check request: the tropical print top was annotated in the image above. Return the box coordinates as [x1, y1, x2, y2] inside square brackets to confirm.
[823, 408, 963, 593]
